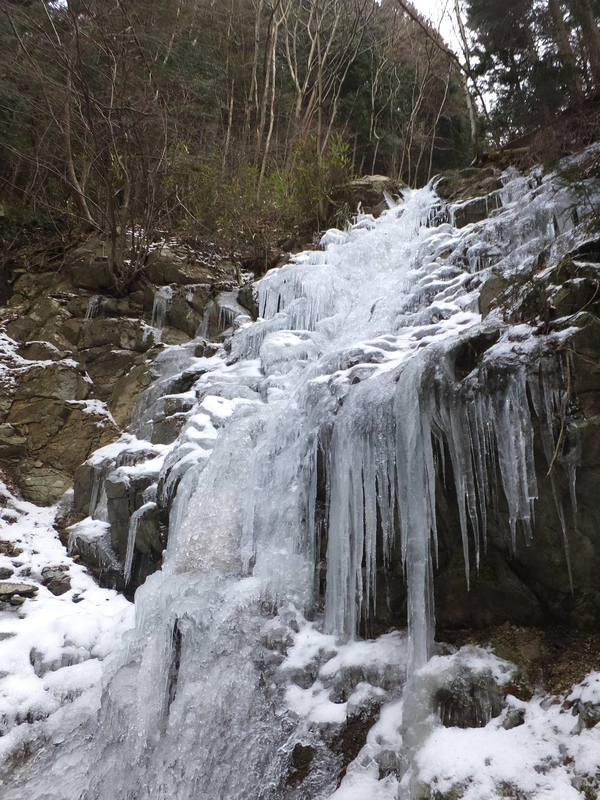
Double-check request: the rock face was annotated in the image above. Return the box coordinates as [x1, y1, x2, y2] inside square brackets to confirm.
[0, 343, 120, 505]
[0, 240, 252, 506]
[0, 240, 254, 587]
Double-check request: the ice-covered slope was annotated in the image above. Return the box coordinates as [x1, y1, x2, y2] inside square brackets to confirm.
[3, 152, 600, 799]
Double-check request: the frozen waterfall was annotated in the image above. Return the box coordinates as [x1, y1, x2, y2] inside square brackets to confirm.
[4, 163, 595, 800]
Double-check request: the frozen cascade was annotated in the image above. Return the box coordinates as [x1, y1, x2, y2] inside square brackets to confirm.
[151, 285, 174, 339]
[5, 161, 598, 800]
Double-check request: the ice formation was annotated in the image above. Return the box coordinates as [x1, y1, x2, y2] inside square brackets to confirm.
[150, 285, 174, 337]
[3, 157, 600, 799]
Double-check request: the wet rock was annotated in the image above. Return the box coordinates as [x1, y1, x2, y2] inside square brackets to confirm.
[478, 273, 509, 318]
[332, 709, 379, 782]
[54, 488, 78, 548]
[194, 342, 219, 358]
[287, 743, 315, 786]
[572, 699, 600, 731]
[125, 503, 165, 596]
[151, 414, 187, 445]
[435, 665, 505, 728]
[149, 397, 194, 445]
[67, 519, 125, 592]
[72, 463, 96, 518]
[452, 192, 502, 228]
[103, 472, 158, 572]
[105, 477, 132, 562]
[238, 283, 259, 319]
[157, 285, 212, 338]
[502, 706, 526, 729]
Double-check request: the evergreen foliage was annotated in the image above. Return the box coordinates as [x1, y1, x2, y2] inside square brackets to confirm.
[465, 0, 600, 142]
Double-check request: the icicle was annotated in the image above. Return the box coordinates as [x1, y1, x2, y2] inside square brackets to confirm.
[94, 485, 109, 523]
[394, 357, 436, 675]
[151, 286, 174, 336]
[124, 502, 156, 585]
[89, 465, 102, 518]
[85, 295, 102, 321]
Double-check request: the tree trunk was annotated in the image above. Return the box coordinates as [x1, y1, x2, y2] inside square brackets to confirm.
[570, 0, 600, 87]
[64, 73, 95, 227]
[549, 0, 584, 99]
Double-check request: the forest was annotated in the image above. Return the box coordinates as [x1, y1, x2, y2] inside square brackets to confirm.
[0, 0, 600, 291]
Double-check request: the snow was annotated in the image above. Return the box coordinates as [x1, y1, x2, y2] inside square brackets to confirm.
[67, 398, 117, 426]
[0, 483, 133, 771]
[568, 672, 600, 705]
[413, 692, 598, 800]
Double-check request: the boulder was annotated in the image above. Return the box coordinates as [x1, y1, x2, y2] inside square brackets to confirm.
[12, 362, 89, 402]
[0, 423, 27, 458]
[0, 357, 120, 504]
[434, 166, 504, 202]
[478, 273, 509, 318]
[8, 271, 58, 304]
[452, 192, 502, 228]
[78, 317, 156, 352]
[41, 566, 71, 596]
[0, 582, 38, 601]
[16, 341, 66, 362]
[66, 242, 115, 290]
[238, 283, 259, 318]
[350, 175, 406, 217]
[145, 249, 218, 285]
[80, 347, 152, 402]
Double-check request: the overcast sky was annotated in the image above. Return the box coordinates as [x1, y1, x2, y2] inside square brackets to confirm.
[414, 0, 462, 54]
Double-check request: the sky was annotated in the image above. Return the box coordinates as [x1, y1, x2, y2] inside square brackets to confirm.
[412, 0, 463, 54]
